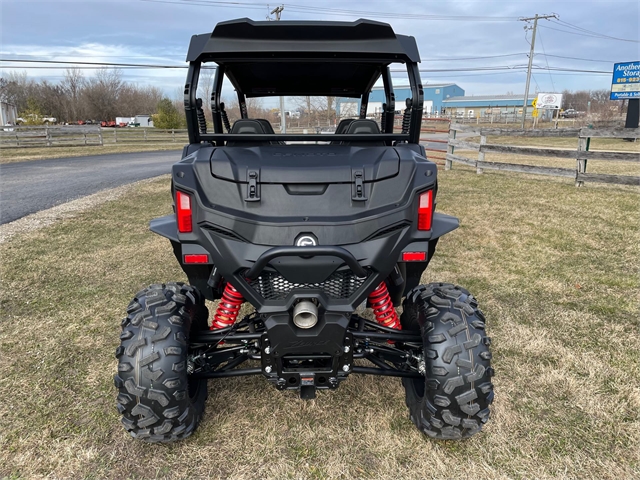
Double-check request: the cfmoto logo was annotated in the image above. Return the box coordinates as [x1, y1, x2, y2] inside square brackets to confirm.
[295, 235, 317, 247]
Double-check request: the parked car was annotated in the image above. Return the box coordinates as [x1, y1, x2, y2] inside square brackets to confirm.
[560, 109, 585, 118]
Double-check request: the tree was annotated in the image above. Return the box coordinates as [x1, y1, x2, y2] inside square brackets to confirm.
[19, 98, 44, 125]
[197, 68, 215, 121]
[82, 67, 123, 120]
[153, 98, 184, 129]
[61, 68, 85, 122]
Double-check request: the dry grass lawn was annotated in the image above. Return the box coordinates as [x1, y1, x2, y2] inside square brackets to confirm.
[0, 143, 184, 164]
[0, 170, 639, 479]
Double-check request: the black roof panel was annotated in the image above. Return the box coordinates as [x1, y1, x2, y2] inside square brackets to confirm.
[187, 18, 420, 63]
[187, 18, 419, 97]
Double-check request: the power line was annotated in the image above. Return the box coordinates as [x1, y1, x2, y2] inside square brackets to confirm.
[2, 59, 610, 75]
[551, 18, 640, 43]
[536, 28, 556, 91]
[539, 24, 640, 43]
[138, 0, 518, 21]
[422, 53, 527, 62]
[1, 59, 185, 68]
[3, 51, 618, 66]
[536, 53, 619, 64]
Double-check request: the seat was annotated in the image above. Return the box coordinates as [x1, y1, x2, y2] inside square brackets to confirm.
[227, 119, 270, 147]
[254, 118, 285, 144]
[342, 119, 384, 146]
[331, 118, 355, 144]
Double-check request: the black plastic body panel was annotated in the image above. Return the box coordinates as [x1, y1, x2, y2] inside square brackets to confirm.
[150, 142, 459, 308]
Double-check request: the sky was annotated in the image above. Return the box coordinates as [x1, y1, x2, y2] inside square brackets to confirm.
[1, 0, 638, 100]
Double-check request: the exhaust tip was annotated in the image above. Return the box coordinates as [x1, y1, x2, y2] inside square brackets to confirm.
[293, 300, 318, 329]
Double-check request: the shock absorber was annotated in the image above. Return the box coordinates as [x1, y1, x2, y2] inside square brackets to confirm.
[368, 282, 401, 330]
[211, 283, 244, 330]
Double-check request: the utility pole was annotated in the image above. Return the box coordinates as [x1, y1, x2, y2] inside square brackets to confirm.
[269, 5, 286, 132]
[519, 13, 557, 128]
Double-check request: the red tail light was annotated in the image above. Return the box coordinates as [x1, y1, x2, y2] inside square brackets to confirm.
[418, 190, 433, 231]
[176, 190, 193, 233]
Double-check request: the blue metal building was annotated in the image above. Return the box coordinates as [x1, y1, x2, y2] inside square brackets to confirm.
[442, 94, 526, 118]
[336, 83, 464, 117]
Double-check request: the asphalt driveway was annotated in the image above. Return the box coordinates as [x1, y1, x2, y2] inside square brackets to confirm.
[0, 150, 181, 224]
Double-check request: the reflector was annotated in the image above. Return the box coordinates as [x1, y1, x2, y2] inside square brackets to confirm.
[184, 254, 209, 264]
[402, 251, 426, 262]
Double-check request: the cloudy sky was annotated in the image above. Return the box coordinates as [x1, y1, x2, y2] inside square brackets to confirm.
[1, 0, 638, 99]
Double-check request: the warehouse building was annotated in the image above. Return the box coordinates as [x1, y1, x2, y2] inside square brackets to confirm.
[336, 83, 464, 117]
[441, 94, 528, 118]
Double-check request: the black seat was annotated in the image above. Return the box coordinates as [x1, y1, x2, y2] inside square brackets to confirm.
[254, 119, 275, 134]
[254, 118, 285, 144]
[342, 119, 384, 146]
[331, 118, 355, 144]
[227, 119, 269, 147]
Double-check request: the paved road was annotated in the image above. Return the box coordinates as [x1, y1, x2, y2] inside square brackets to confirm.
[0, 150, 181, 224]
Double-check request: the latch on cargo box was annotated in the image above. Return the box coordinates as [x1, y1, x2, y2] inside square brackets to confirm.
[246, 170, 260, 202]
[352, 170, 366, 201]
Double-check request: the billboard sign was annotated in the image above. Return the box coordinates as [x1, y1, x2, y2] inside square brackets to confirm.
[610, 61, 640, 100]
[535, 93, 563, 109]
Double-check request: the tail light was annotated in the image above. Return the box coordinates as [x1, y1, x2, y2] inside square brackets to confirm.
[176, 190, 193, 233]
[417, 190, 433, 231]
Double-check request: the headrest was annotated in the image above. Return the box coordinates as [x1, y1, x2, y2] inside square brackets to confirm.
[254, 119, 276, 134]
[346, 119, 381, 135]
[230, 119, 266, 134]
[335, 118, 355, 134]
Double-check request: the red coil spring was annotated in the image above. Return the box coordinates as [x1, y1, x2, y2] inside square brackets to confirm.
[211, 283, 244, 330]
[368, 282, 401, 330]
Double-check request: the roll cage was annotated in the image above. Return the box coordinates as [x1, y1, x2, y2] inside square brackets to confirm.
[182, 18, 424, 145]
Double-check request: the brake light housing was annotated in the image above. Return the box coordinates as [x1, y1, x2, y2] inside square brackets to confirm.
[176, 190, 193, 233]
[417, 190, 433, 231]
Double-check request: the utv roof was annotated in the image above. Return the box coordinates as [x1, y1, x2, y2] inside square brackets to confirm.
[186, 18, 421, 98]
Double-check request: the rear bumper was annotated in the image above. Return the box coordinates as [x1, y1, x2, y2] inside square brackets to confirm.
[150, 211, 458, 312]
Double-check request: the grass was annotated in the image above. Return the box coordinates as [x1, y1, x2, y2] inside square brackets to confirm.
[1, 171, 639, 479]
[0, 143, 184, 164]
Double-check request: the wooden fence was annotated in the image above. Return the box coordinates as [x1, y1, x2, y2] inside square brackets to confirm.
[0, 126, 189, 148]
[446, 124, 640, 187]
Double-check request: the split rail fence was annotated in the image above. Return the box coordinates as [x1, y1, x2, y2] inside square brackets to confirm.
[446, 124, 640, 187]
[0, 126, 189, 148]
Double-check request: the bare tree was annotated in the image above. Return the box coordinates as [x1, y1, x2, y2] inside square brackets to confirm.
[82, 67, 123, 120]
[198, 68, 215, 120]
[117, 84, 163, 116]
[3, 71, 34, 113]
[61, 68, 85, 122]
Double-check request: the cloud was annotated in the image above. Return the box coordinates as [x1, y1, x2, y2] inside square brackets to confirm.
[1, 0, 638, 96]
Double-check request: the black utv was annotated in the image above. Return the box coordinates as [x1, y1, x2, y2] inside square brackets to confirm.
[115, 18, 493, 442]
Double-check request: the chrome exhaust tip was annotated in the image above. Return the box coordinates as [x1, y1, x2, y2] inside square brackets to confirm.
[293, 300, 318, 329]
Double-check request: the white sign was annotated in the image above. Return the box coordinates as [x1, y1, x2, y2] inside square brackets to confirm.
[536, 93, 563, 109]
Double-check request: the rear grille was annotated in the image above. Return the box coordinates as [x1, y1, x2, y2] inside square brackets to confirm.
[247, 270, 367, 300]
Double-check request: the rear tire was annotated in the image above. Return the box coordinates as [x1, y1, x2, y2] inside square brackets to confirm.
[114, 282, 209, 443]
[401, 283, 494, 439]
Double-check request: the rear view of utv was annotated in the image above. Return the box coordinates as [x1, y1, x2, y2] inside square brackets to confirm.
[115, 18, 494, 443]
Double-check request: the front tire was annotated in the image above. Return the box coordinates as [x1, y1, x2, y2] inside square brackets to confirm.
[114, 282, 209, 443]
[401, 283, 494, 439]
